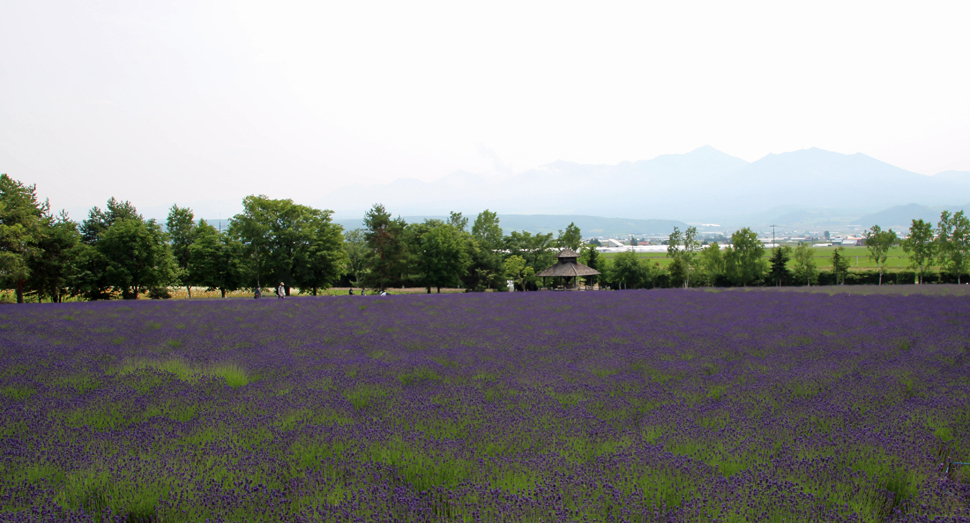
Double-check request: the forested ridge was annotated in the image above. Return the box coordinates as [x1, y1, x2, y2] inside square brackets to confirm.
[1, 173, 968, 303]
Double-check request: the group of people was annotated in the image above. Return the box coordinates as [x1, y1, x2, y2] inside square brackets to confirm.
[253, 282, 287, 299]
[253, 285, 386, 299]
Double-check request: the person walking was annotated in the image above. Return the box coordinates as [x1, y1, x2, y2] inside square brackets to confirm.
[277, 282, 285, 299]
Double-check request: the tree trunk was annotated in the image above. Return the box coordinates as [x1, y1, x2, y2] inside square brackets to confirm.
[221, 289, 226, 298]
[186, 285, 192, 298]
[878, 270, 882, 286]
[436, 286, 441, 293]
[15, 279, 24, 304]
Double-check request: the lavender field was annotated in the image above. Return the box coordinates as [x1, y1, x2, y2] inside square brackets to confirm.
[1, 290, 969, 522]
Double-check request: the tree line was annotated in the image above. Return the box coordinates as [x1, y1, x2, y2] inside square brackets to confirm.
[2, 173, 968, 303]
[650, 213, 969, 289]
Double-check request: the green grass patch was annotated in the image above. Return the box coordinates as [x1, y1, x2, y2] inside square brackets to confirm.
[114, 357, 249, 388]
[0, 385, 35, 400]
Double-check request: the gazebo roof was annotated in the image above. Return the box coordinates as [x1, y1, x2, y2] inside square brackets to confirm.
[536, 248, 600, 277]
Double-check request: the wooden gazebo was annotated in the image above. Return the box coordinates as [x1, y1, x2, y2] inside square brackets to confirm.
[536, 248, 600, 290]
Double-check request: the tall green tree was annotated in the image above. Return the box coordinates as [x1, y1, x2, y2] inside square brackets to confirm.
[831, 247, 850, 285]
[726, 228, 765, 287]
[579, 243, 600, 285]
[699, 242, 725, 286]
[604, 251, 655, 290]
[667, 226, 700, 288]
[27, 211, 81, 302]
[792, 243, 818, 286]
[468, 210, 504, 291]
[504, 255, 534, 291]
[80, 198, 140, 245]
[471, 210, 503, 251]
[0, 174, 48, 303]
[166, 205, 197, 297]
[935, 210, 970, 284]
[230, 195, 345, 296]
[768, 246, 793, 287]
[74, 198, 142, 300]
[504, 230, 555, 279]
[99, 217, 174, 299]
[343, 228, 368, 288]
[292, 209, 347, 296]
[228, 196, 272, 292]
[953, 211, 970, 284]
[462, 238, 502, 292]
[448, 211, 468, 233]
[363, 204, 408, 291]
[189, 221, 243, 298]
[863, 225, 898, 285]
[408, 219, 471, 293]
[556, 222, 582, 251]
[902, 218, 934, 284]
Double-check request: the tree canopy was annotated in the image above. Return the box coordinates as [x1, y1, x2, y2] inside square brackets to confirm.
[863, 225, 897, 285]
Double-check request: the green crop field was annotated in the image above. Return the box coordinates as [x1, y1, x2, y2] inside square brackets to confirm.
[600, 246, 918, 272]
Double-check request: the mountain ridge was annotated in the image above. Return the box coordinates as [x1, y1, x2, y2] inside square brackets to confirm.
[318, 146, 969, 226]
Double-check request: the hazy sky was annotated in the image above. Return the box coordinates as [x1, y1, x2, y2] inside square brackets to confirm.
[2, 0, 968, 220]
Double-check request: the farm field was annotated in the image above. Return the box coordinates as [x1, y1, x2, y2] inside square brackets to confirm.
[1, 290, 969, 522]
[601, 246, 913, 271]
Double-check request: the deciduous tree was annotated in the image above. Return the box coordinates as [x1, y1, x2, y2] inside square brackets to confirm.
[902, 218, 934, 284]
[292, 209, 347, 296]
[504, 230, 555, 287]
[579, 243, 600, 286]
[792, 243, 818, 286]
[363, 204, 408, 291]
[343, 228, 368, 288]
[409, 220, 471, 293]
[504, 255, 534, 291]
[167, 205, 197, 297]
[606, 250, 655, 290]
[471, 210, 502, 251]
[99, 217, 174, 299]
[936, 210, 970, 283]
[228, 196, 272, 292]
[699, 242, 725, 286]
[189, 221, 244, 298]
[726, 228, 765, 287]
[863, 225, 897, 285]
[230, 195, 345, 296]
[667, 226, 700, 288]
[556, 222, 582, 251]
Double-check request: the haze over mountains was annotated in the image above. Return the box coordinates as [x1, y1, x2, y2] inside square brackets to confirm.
[321, 147, 970, 230]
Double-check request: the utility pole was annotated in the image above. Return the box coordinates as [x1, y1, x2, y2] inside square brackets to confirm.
[770, 225, 780, 247]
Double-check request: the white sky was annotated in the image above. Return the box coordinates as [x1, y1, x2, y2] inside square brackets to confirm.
[2, 0, 969, 220]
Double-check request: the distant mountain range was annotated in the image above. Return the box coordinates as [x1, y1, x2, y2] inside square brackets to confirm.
[335, 215, 689, 238]
[318, 146, 970, 228]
